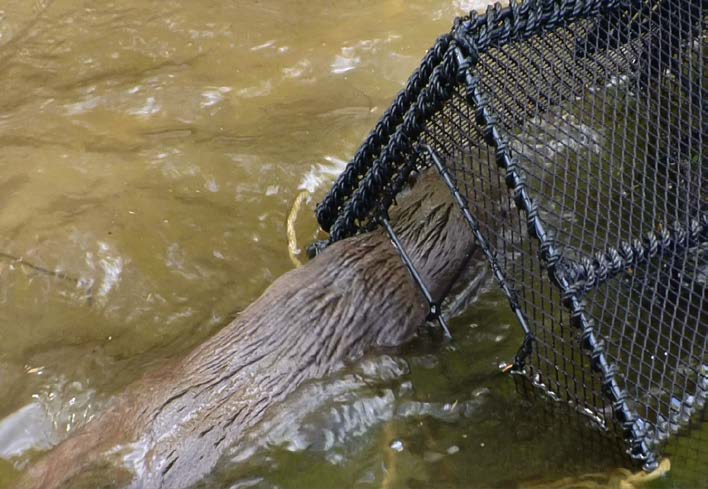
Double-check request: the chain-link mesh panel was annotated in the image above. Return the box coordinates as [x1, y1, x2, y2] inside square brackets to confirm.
[317, 0, 705, 471]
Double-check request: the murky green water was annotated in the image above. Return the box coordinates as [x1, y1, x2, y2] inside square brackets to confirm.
[0, 1, 703, 488]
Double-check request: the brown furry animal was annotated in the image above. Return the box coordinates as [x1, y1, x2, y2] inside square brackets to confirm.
[15, 169, 479, 489]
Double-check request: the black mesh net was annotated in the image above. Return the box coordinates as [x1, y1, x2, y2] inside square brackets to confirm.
[316, 0, 705, 473]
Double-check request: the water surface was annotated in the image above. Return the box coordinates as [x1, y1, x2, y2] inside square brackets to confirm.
[0, 1, 702, 487]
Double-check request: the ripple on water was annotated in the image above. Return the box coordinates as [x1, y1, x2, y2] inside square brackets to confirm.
[225, 352, 488, 471]
[0, 374, 99, 460]
[298, 155, 347, 194]
[200, 87, 232, 108]
[329, 35, 401, 75]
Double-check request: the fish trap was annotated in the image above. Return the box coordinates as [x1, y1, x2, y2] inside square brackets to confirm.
[317, 0, 706, 472]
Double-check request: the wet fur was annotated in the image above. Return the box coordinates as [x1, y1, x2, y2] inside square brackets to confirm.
[15, 171, 478, 489]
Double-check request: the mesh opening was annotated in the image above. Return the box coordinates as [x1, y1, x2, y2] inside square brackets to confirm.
[317, 0, 705, 471]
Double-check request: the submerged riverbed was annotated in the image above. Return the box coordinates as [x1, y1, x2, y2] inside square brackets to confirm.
[0, 0, 703, 488]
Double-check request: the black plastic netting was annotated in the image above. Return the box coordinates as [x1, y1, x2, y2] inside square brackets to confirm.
[316, 0, 705, 472]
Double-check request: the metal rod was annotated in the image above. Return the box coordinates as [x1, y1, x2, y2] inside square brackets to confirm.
[381, 216, 452, 339]
[422, 144, 534, 364]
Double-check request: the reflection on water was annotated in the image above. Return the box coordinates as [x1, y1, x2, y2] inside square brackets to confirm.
[0, 373, 98, 459]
